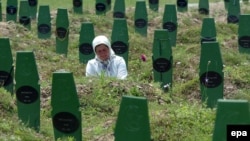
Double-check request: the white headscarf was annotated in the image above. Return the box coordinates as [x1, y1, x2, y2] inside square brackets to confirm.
[92, 35, 115, 63]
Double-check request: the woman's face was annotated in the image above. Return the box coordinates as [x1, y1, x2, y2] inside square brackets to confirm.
[95, 44, 110, 61]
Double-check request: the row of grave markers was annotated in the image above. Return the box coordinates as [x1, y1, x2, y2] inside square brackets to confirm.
[0, 39, 249, 140]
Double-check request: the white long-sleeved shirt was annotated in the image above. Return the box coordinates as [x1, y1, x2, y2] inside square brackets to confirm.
[86, 55, 127, 79]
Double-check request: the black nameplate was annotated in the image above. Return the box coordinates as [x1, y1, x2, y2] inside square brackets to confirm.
[16, 86, 39, 104]
[177, 0, 187, 8]
[201, 37, 216, 44]
[149, 0, 159, 4]
[19, 16, 31, 26]
[73, 0, 82, 7]
[163, 22, 177, 32]
[238, 36, 250, 48]
[6, 6, 17, 15]
[0, 71, 12, 86]
[96, 3, 106, 12]
[28, 0, 37, 6]
[113, 12, 125, 18]
[200, 71, 222, 88]
[135, 19, 147, 28]
[153, 58, 171, 73]
[38, 24, 51, 34]
[199, 8, 209, 15]
[227, 15, 239, 24]
[56, 27, 68, 39]
[79, 43, 93, 55]
[111, 41, 128, 54]
[53, 112, 79, 134]
[107, 0, 111, 5]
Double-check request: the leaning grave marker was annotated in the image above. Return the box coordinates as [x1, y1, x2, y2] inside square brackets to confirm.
[79, 22, 95, 64]
[0, 38, 14, 95]
[15, 51, 40, 131]
[114, 95, 151, 141]
[51, 71, 82, 141]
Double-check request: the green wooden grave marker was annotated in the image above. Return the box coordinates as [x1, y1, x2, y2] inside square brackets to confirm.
[6, 0, 18, 22]
[149, 0, 159, 11]
[134, 0, 148, 36]
[28, 0, 38, 19]
[152, 29, 173, 90]
[114, 95, 151, 141]
[227, 0, 240, 24]
[111, 18, 129, 66]
[0, 38, 14, 94]
[56, 8, 69, 56]
[73, 0, 83, 14]
[199, 42, 223, 108]
[198, 0, 209, 15]
[162, 4, 177, 47]
[0, 1, 2, 21]
[113, 0, 125, 18]
[212, 99, 250, 141]
[37, 5, 51, 39]
[177, 0, 188, 12]
[201, 18, 216, 44]
[79, 22, 95, 64]
[15, 51, 40, 131]
[238, 14, 250, 54]
[96, 0, 108, 15]
[224, 0, 229, 10]
[19, 0, 31, 30]
[51, 71, 82, 141]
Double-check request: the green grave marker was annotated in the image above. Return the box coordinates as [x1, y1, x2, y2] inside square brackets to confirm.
[15, 51, 40, 131]
[152, 29, 173, 90]
[73, 0, 83, 14]
[79, 22, 95, 64]
[212, 99, 250, 141]
[96, 0, 108, 15]
[198, 0, 209, 15]
[6, 0, 18, 22]
[201, 18, 216, 44]
[114, 95, 151, 141]
[37, 5, 51, 39]
[0, 38, 14, 94]
[19, 0, 31, 30]
[0, 1, 2, 21]
[238, 14, 250, 54]
[149, 0, 159, 11]
[227, 0, 240, 24]
[28, 0, 38, 19]
[199, 42, 223, 108]
[111, 18, 129, 66]
[177, 0, 188, 12]
[162, 4, 177, 47]
[51, 71, 82, 141]
[224, 0, 229, 10]
[113, 0, 125, 18]
[56, 8, 69, 56]
[134, 0, 148, 36]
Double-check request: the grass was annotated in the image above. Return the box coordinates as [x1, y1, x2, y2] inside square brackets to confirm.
[0, 0, 250, 141]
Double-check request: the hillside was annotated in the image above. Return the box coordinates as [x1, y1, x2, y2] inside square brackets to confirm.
[0, 1, 250, 141]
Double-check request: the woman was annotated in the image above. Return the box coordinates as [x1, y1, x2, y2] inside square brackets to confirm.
[85, 35, 128, 79]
